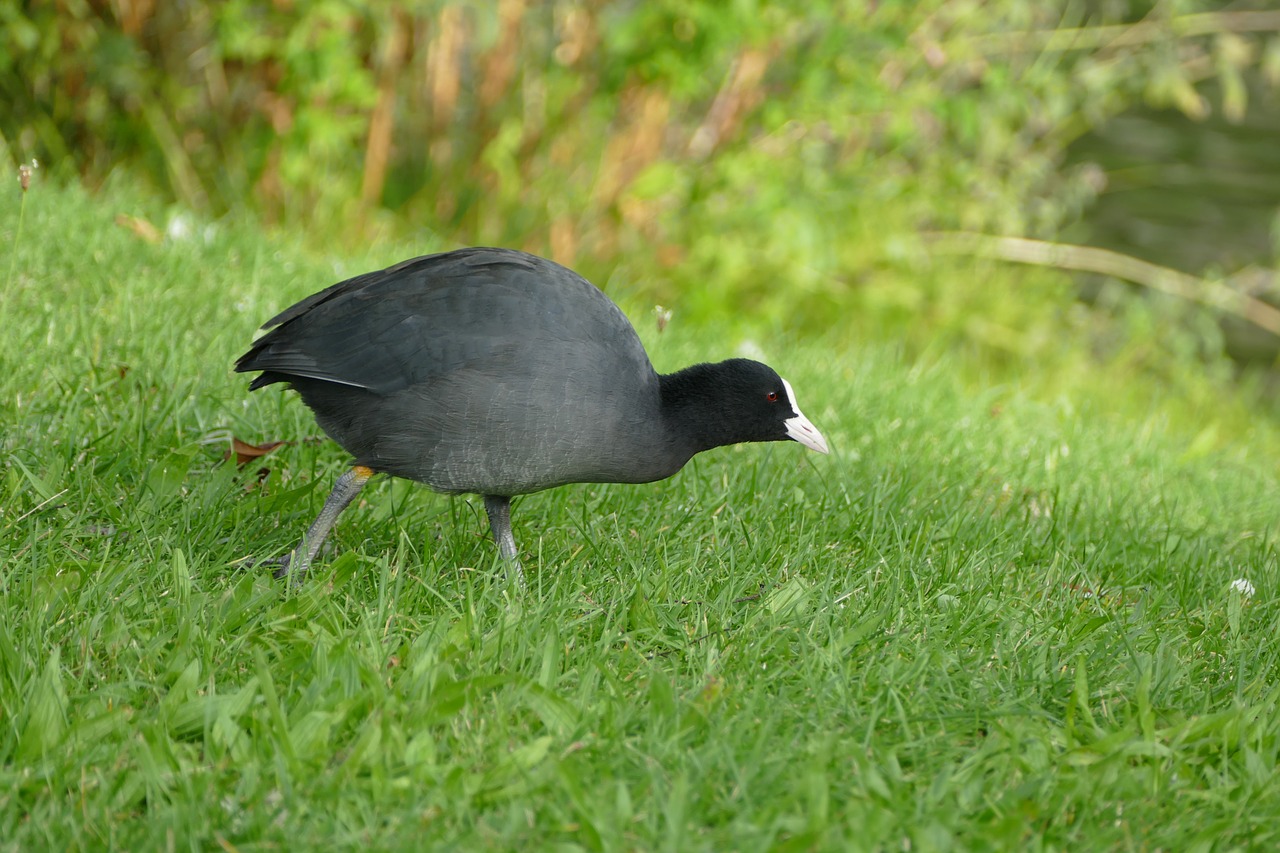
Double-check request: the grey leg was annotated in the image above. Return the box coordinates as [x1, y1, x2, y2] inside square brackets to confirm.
[483, 494, 524, 586]
[274, 465, 373, 584]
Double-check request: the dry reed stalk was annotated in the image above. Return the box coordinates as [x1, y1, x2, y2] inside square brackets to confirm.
[427, 6, 466, 134]
[480, 0, 527, 109]
[593, 86, 670, 210]
[362, 10, 411, 207]
[688, 47, 771, 159]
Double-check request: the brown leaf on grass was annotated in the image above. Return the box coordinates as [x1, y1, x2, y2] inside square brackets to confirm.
[224, 437, 288, 467]
[115, 213, 162, 244]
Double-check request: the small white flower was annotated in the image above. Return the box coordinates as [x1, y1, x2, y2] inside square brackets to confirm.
[653, 305, 673, 333]
[166, 214, 193, 241]
[1230, 578, 1255, 597]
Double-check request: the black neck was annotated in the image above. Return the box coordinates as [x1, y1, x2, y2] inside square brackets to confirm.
[658, 362, 738, 453]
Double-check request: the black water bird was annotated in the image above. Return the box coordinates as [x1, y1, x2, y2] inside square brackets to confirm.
[236, 247, 828, 582]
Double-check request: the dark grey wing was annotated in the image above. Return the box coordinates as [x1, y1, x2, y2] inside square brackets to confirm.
[235, 248, 648, 398]
[255, 258, 419, 329]
[236, 253, 441, 390]
[257, 248, 547, 331]
[238, 298, 442, 393]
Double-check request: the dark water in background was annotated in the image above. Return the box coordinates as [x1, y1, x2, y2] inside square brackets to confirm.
[1065, 78, 1280, 364]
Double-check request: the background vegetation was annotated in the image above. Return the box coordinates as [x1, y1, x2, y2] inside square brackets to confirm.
[3, 0, 1280, 849]
[5, 0, 1280, 375]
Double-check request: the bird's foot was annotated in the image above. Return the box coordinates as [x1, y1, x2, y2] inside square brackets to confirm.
[234, 551, 306, 583]
[263, 552, 297, 581]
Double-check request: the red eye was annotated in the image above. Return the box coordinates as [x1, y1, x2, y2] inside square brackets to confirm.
[766, 391, 778, 402]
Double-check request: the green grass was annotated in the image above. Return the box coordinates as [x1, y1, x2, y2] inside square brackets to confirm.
[3, 181, 1279, 851]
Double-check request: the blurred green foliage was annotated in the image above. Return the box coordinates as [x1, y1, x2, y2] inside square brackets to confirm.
[3, 1, 1279, 369]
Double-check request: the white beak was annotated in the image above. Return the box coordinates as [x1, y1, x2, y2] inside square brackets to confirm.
[781, 379, 829, 454]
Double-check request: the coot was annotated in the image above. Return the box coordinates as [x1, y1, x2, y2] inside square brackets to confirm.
[236, 247, 827, 582]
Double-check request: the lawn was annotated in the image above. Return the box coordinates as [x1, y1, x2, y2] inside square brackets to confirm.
[2, 182, 1279, 851]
